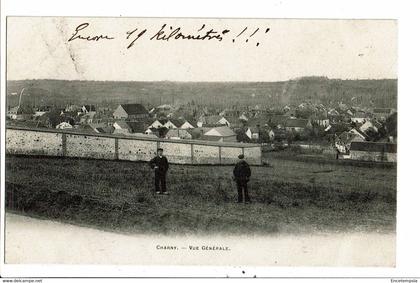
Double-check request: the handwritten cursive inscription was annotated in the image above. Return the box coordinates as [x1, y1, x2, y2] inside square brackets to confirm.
[149, 24, 230, 42]
[68, 23, 115, 42]
[67, 22, 270, 48]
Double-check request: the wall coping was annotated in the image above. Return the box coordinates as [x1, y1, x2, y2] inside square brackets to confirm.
[6, 126, 261, 149]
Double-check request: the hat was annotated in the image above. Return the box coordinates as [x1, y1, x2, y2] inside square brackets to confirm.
[238, 154, 244, 159]
[157, 148, 163, 151]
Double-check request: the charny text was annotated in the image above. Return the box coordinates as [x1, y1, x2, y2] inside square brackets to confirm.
[155, 245, 230, 251]
[156, 245, 178, 250]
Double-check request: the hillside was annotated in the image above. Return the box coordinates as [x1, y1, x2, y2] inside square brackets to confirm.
[6, 77, 397, 109]
[5, 152, 396, 234]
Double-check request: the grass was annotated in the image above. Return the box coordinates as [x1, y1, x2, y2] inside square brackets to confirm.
[5, 153, 396, 235]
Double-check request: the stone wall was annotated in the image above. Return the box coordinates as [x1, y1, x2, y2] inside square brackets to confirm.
[6, 127, 262, 165]
[349, 150, 397, 162]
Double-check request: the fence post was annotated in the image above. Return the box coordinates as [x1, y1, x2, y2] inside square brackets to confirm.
[191, 143, 194, 164]
[219, 146, 222, 164]
[115, 138, 119, 160]
[62, 133, 67, 157]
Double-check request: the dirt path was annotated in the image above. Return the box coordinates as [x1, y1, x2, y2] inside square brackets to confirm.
[5, 213, 395, 266]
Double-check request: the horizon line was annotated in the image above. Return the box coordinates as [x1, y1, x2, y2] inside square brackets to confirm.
[6, 77, 398, 83]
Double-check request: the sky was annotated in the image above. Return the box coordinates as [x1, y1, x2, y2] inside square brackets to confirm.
[7, 17, 397, 81]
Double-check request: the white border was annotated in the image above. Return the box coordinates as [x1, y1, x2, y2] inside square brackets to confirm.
[1, 0, 420, 279]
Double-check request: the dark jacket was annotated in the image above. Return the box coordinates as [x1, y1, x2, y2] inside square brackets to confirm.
[233, 160, 251, 182]
[149, 155, 169, 174]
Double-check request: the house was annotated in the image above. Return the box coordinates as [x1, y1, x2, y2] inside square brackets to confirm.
[239, 113, 249, 121]
[198, 115, 229, 127]
[113, 121, 131, 134]
[219, 109, 241, 117]
[56, 122, 73, 130]
[338, 128, 367, 146]
[214, 116, 229, 126]
[156, 104, 174, 115]
[225, 117, 246, 129]
[126, 121, 150, 134]
[351, 111, 369, 124]
[113, 121, 150, 135]
[113, 103, 149, 120]
[284, 119, 311, 132]
[245, 127, 260, 140]
[79, 112, 96, 124]
[36, 109, 62, 128]
[89, 122, 114, 134]
[180, 120, 196, 129]
[283, 107, 297, 118]
[349, 141, 397, 162]
[33, 106, 51, 117]
[7, 106, 20, 119]
[148, 127, 169, 138]
[163, 119, 181, 129]
[202, 126, 237, 142]
[328, 108, 340, 116]
[7, 105, 34, 120]
[267, 114, 289, 128]
[81, 105, 96, 114]
[165, 128, 192, 140]
[372, 108, 396, 120]
[312, 118, 330, 127]
[65, 104, 81, 113]
[149, 119, 164, 129]
[236, 128, 252, 143]
[359, 120, 380, 134]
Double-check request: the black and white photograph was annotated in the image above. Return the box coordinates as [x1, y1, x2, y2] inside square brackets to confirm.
[2, 1, 419, 279]
[2, 16, 399, 267]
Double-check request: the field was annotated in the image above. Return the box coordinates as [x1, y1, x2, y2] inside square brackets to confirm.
[6, 78, 397, 108]
[5, 152, 396, 235]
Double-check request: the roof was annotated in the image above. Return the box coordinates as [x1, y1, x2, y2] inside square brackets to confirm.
[352, 111, 369, 118]
[82, 105, 96, 112]
[285, 119, 309, 128]
[246, 117, 270, 128]
[235, 128, 252, 142]
[182, 120, 197, 127]
[373, 108, 393, 114]
[126, 121, 151, 133]
[200, 135, 223, 142]
[268, 115, 289, 127]
[350, 141, 397, 153]
[226, 117, 245, 127]
[169, 119, 185, 128]
[222, 109, 242, 117]
[204, 115, 223, 125]
[119, 104, 148, 115]
[114, 121, 130, 129]
[166, 128, 192, 138]
[350, 128, 368, 139]
[204, 126, 236, 137]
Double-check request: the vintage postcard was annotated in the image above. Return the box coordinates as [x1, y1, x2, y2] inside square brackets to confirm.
[3, 16, 397, 269]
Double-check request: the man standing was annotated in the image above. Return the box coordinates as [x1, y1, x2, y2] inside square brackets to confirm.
[149, 148, 169, 195]
[233, 154, 251, 203]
